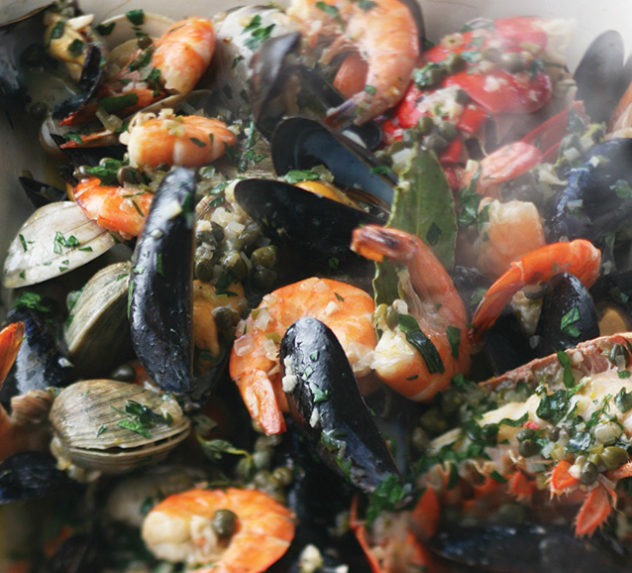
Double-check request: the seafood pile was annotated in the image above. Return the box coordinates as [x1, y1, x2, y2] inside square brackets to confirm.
[3, 0, 632, 571]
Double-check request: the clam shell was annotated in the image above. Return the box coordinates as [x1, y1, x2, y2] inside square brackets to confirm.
[50, 379, 190, 474]
[3, 201, 116, 288]
[0, 0, 50, 27]
[64, 262, 133, 376]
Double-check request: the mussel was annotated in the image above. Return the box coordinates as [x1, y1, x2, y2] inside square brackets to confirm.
[280, 317, 401, 493]
[533, 272, 599, 356]
[0, 305, 74, 404]
[549, 138, 632, 249]
[49, 379, 191, 475]
[249, 37, 382, 148]
[129, 167, 197, 396]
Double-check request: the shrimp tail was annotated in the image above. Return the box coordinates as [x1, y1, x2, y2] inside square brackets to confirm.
[236, 370, 286, 435]
[325, 92, 365, 128]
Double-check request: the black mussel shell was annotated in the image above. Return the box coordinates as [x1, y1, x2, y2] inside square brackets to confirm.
[234, 178, 381, 264]
[129, 168, 196, 396]
[52, 42, 105, 119]
[280, 317, 401, 493]
[0, 451, 74, 503]
[44, 532, 99, 573]
[549, 138, 632, 246]
[272, 117, 395, 208]
[575, 31, 627, 124]
[429, 522, 628, 573]
[591, 268, 632, 320]
[19, 176, 67, 207]
[484, 312, 533, 377]
[250, 36, 381, 148]
[534, 272, 599, 357]
[0, 307, 74, 405]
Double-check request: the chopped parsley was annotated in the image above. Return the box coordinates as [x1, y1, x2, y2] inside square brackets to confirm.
[315, 2, 344, 27]
[398, 314, 444, 373]
[242, 15, 276, 50]
[53, 231, 80, 254]
[125, 9, 145, 26]
[67, 39, 85, 57]
[560, 306, 581, 338]
[95, 22, 115, 36]
[12, 291, 50, 313]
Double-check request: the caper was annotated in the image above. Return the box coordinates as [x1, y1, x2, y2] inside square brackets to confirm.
[500, 52, 526, 73]
[616, 387, 632, 413]
[28, 102, 48, 119]
[593, 422, 622, 445]
[518, 438, 539, 457]
[196, 227, 217, 247]
[601, 446, 628, 471]
[117, 166, 142, 186]
[235, 456, 255, 480]
[587, 453, 603, 469]
[110, 363, 136, 383]
[609, 343, 630, 368]
[454, 88, 469, 105]
[272, 466, 294, 486]
[212, 509, 237, 540]
[136, 35, 153, 50]
[211, 222, 225, 243]
[212, 306, 240, 334]
[579, 461, 598, 485]
[250, 245, 277, 269]
[424, 133, 449, 153]
[195, 246, 216, 282]
[482, 47, 502, 63]
[445, 52, 466, 74]
[516, 428, 535, 442]
[419, 409, 448, 434]
[440, 391, 463, 416]
[436, 121, 458, 142]
[253, 469, 272, 488]
[428, 66, 447, 86]
[222, 251, 248, 280]
[238, 223, 261, 248]
[417, 115, 434, 135]
[253, 267, 276, 290]
[253, 449, 272, 470]
[72, 165, 90, 180]
[411, 427, 428, 451]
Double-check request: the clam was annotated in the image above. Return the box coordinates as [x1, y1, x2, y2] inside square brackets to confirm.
[3, 201, 116, 288]
[64, 262, 133, 377]
[49, 379, 191, 475]
[0, 1, 51, 27]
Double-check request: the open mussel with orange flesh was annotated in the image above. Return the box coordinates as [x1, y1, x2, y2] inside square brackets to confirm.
[280, 317, 403, 494]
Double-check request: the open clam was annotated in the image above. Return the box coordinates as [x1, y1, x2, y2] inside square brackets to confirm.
[3, 201, 116, 288]
[49, 379, 191, 475]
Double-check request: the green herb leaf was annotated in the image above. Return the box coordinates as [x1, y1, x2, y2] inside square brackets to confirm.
[556, 350, 575, 388]
[365, 474, 412, 525]
[197, 436, 250, 462]
[116, 418, 152, 439]
[315, 1, 344, 26]
[96, 22, 115, 36]
[283, 169, 320, 184]
[536, 388, 570, 425]
[67, 39, 85, 57]
[398, 314, 444, 373]
[12, 291, 50, 313]
[560, 306, 581, 338]
[373, 146, 457, 304]
[126, 9, 145, 26]
[446, 325, 460, 359]
[98, 92, 139, 114]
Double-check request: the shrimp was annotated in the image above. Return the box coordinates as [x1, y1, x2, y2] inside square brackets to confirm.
[123, 111, 237, 168]
[229, 277, 377, 435]
[465, 199, 546, 280]
[141, 487, 295, 573]
[60, 17, 215, 125]
[471, 239, 602, 342]
[72, 177, 154, 239]
[71, 113, 235, 238]
[287, 0, 419, 125]
[351, 225, 470, 401]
